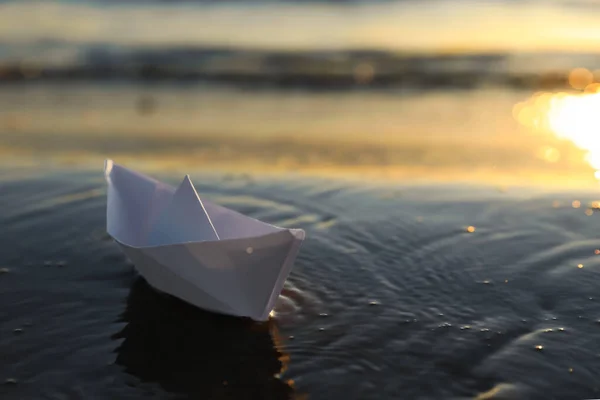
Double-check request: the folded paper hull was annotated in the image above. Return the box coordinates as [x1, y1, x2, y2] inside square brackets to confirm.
[104, 159, 305, 321]
[117, 229, 304, 321]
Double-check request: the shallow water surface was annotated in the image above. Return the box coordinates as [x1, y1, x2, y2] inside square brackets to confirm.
[1, 167, 600, 399]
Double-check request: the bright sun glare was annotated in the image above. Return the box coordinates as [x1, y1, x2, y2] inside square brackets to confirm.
[514, 68, 600, 180]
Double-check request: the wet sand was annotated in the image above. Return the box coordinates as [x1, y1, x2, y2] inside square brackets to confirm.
[1, 165, 600, 399]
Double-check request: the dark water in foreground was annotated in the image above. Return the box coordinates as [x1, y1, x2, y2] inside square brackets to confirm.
[2, 167, 600, 399]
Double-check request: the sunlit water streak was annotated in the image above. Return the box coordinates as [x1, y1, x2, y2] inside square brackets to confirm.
[514, 73, 600, 182]
[0, 83, 598, 188]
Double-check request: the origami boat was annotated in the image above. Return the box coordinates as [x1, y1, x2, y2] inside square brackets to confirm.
[104, 159, 305, 321]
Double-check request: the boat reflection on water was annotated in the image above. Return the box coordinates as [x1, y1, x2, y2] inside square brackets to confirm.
[112, 277, 296, 399]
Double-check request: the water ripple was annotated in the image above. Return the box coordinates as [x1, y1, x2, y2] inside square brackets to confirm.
[2, 169, 600, 399]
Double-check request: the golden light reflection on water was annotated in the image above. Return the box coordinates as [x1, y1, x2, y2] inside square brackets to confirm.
[1, 85, 598, 187]
[515, 69, 600, 181]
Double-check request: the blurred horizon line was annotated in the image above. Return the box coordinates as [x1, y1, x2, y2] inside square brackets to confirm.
[2, 44, 600, 90]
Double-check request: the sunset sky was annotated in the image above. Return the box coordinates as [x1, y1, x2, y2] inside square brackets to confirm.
[2, 1, 600, 53]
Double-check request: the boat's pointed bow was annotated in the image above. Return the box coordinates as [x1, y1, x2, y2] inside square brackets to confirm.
[289, 228, 306, 241]
[257, 228, 306, 321]
[104, 159, 114, 180]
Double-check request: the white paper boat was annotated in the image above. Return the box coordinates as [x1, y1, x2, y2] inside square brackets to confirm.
[104, 159, 305, 321]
